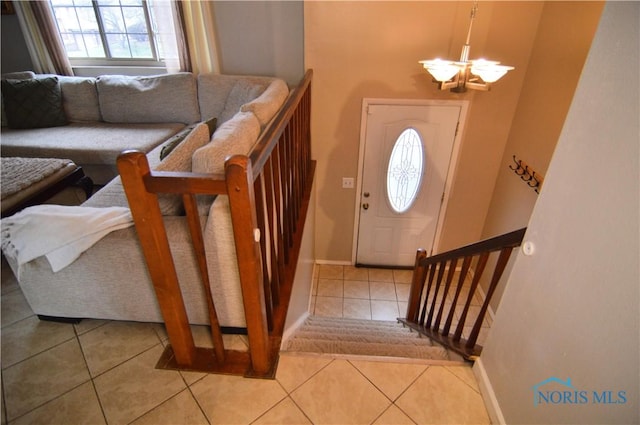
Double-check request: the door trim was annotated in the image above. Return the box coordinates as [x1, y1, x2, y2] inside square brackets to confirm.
[351, 98, 469, 264]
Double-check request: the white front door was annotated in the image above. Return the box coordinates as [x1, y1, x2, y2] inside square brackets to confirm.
[355, 101, 464, 267]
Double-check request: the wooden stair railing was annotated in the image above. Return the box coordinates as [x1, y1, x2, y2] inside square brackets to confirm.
[117, 70, 314, 378]
[399, 228, 526, 361]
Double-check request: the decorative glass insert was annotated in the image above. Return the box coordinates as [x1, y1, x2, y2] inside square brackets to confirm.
[386, 128, 425, 213]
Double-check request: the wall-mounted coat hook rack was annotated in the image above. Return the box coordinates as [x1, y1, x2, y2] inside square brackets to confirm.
[509, 155, 544, 194]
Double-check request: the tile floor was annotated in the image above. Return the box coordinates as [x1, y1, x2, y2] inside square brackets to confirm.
[1, 260, 491, 424]
[310, 264, 492, 345]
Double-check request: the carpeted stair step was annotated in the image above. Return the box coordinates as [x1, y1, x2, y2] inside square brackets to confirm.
[283, 316, 451, 361]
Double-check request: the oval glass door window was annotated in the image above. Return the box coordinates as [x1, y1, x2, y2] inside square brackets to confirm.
[386, 128, 425, 213]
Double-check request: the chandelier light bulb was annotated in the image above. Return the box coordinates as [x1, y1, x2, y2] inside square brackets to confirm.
[419, 59, 460, 82]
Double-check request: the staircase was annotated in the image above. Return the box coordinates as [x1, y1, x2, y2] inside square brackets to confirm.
[282, 316, 455, 361]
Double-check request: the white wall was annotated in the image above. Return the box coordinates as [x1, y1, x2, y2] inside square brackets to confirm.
[477, 2, 639, 423]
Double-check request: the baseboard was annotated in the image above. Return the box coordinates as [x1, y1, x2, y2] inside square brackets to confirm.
[314, 259, 352, 266]
[280, 311, 310, 349]
[473, 358, 506, 425]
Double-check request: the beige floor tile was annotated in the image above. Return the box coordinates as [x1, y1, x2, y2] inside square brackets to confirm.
[444, 365, 480, 392]
[291, 360, 391, 424]
[314, 296, 343, 318]
[253, 397, 312, 425]
[131, 389, 208, 425]
[1, 386, 5, 425]
[393, 269, 414, 284]
[395, 283, 411, 301]
[3, 339, 90, 421]
[343, 280, 370, 299]
[1, 315, 76, 369]
[11, 381, 105, 425]
[318, 264, 343, 279]
[368, 268, 395, 282]
[370, 281, 398, 300]
[344, 265, 369, 281]
[79, 321, 162, 377]
[317, 278, 344, 297]
[398, 301, 409, 318]
[1, 290, 33, 328]
[276, 353, 332, 393]
[371, 300, 400, 321]
[350, 360, 427, 401]
[1, 260, 19, 295]
[191, 373, 287, 424]
[180, 369, 208, 386]
[94, 345, 186, 425]
[373, 404, 416, 424]
[343, 298, 372, 320]
[395, 366, 490, 424]
[74, 318, 110, 335]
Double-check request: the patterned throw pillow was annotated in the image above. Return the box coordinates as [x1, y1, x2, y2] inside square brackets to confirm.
[1, 76, 68, 129]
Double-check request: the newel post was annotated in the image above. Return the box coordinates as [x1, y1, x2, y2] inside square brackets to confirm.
[225, 155, 271, 375]
[117, 151, 196, 366]
[406, 248, 428, 321]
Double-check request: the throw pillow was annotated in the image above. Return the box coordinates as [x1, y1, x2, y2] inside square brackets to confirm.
[240, 79, 289, 127]
[159, 125, 195, 161]
[204, 116, 217, 137]
[1, 77, 68, 129]
[192, 111, 261, 175]
[158, 117, 216, 161]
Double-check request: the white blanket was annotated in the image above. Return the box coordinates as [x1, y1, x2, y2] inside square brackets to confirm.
[1, 205, 134, 279]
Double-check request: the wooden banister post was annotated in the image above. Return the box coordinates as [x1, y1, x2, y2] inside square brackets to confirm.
[406, 249, 428, 321]
[225, 155, 272, 375]
[117, 151, 196, 366]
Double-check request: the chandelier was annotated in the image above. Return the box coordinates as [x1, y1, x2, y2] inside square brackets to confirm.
[419, 2, 514, 93]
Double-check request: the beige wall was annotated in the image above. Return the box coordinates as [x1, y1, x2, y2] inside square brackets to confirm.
[478, 3, 639, 422]
[480, 2, 604, 309]
[482, 2, 604, 239]
[305, 1, 544, 262]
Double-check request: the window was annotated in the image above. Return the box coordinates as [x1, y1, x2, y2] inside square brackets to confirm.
[386, 128, 425, 213]
[50, 0, 170, 66]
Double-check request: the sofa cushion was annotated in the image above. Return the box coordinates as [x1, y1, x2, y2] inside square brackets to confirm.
[240, 79, 289, 127]
[1, 77, 68, 129]
[84, 124, 209, 215]
[97, 73, 199, 125]
[192, 111, 261, 175]
[1, 71, 36, 127]
[197, 74, 273, 124]
[0, 122, 184, 178]
[59, 76, 101, 122]
[219, 80, 268, 124]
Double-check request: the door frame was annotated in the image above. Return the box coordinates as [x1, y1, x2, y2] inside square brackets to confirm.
[351, 98, 469, 264]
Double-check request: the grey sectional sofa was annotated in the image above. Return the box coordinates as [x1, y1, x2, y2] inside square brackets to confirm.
[1, 71, 290, 328]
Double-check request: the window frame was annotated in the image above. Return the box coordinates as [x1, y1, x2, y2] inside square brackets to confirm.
[50, 0, 167, 68]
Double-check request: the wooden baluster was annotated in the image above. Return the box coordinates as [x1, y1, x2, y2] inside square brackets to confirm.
[425, 260, 447, 329]
[466, 247, 514, 350]
[182, 193, 225, 363]
[263, 158, 281, 305]
[453, 252, 489, 342]
[442, 256, 472, 336]
[419, 263, 437, 327]
[433, 258, 458, 331]
[225, 155, 271, 376]
[270, 151, 288, 281]
[117, 151, 196, 366]
[253, 175, 273, 330]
